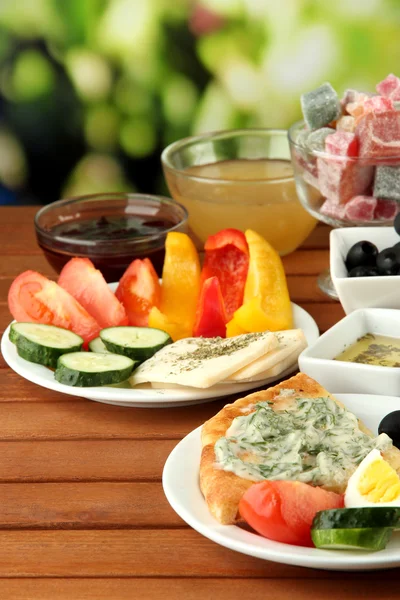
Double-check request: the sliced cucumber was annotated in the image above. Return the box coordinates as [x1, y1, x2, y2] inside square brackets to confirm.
[311, 527, 393, 552]
[100, 326, 171, 361]
[88, 337, 111, 354]
[9, 323, 83, 368]
[54, 352, 135, 387]
[312, 507, 400, 531]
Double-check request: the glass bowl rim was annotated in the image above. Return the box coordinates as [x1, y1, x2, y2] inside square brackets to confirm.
[288, 119, 400, 162]
[161, 127, 294, 184]
[34, 192, 189, 248]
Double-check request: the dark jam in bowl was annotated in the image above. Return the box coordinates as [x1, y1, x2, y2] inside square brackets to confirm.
[35, 194, 188, 282]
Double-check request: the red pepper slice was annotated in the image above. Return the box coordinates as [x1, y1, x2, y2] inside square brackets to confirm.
[200, 228, 249, 320]
[193, 276, 227, 338]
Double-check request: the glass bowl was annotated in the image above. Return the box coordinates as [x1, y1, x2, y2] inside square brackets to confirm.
[288, 121, 399, 227]
[35, 193, 188, 282]
[288, 121, 399, 298]
[161, 128, 317, 256]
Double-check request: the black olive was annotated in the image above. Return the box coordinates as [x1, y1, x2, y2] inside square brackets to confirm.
[378, 411, 400, 449]
[345, 241, 378, 272]
[376, 247, 400, 275]
[348, 265, 379, 277]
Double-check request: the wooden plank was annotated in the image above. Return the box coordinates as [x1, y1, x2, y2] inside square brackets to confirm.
[0, 206, 39, 225]
[0, 440, 175, 482]
[301, 302, 345, 333]
[0, 529, 390, 578]
[0, 226, 41, 255]
[282, 250, 329, 275]
[0, 578, 397, 600]
[0, 482, 183, 528]
[301, 224, 331, 249]
[0, 371, 86, 402]
[0, 255, 55, 279]
[0, 400, 229, 441]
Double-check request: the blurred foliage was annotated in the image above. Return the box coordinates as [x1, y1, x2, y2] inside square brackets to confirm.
[1, 0, 400, 203]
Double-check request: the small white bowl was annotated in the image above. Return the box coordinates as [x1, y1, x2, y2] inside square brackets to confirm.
[330, 227, 400, 315]
[299, 307, 400, 395]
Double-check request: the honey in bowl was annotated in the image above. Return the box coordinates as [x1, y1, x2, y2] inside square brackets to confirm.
[335, 333, 400, 367]
[162, 129, 317, 256]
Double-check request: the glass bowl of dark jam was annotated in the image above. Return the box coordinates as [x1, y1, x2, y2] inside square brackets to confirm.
[34, 193, 188, 282]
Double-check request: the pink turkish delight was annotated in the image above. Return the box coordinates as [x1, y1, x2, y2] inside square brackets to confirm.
[344, 195, 377, 221]
[325, 131, 359, 156]
[317, 131, 373, 203]
[356, 110, 400, 159]
[376, 74, 400, 101]
[374, 198, 399, 220]
[320, 199, 346, 220]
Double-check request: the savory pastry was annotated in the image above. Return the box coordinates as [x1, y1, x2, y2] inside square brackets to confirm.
[200, 373, 400, 524]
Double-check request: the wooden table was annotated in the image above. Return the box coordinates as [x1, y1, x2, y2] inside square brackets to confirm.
[0, 206, 397, 599]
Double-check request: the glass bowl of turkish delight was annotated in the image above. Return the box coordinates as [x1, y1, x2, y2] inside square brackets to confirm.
[288, 75, 400, 228]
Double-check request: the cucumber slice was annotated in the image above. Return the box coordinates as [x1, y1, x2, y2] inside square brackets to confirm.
[55, 352, 135, 387]
[9, 323, 83, 368]
[100, 326, 171, 361]
[312, 507, 400, 531]
[311, 527, 393, 552]
[88, 337, 111, 354]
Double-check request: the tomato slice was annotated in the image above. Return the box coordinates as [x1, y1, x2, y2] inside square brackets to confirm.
[8, 270, 101, 344]
[239, 481, 344, 547]
[115, 258, 161, 327]
[58, 258, 128, 328]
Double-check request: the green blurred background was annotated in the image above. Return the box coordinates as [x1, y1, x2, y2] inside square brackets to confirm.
[1, 0, 400, 205]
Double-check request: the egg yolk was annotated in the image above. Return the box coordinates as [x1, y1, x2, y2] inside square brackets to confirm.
[357, 458, 400, 503]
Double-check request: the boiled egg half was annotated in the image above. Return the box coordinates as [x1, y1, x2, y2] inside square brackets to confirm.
[345, 449, 400, 508]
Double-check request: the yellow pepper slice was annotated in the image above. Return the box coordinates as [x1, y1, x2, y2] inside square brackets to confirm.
[225, 316, 247, 338]
[243, 229, 293, 331]
[160, 232, 201, 335]
[148, 307, 189, 342]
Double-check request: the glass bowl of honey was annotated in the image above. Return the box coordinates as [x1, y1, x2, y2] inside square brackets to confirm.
[35, 193, 188, 282]
[161, 128, 317, 255]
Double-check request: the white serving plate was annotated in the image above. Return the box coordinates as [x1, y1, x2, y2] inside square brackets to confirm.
[1, 302, 319, 408]
[163, 393, 400, 571]
[299, 307, 400, 395]
[330, 227, 400, 315]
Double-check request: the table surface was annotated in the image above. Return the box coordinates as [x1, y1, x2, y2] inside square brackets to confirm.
[1, 206, 398, 600]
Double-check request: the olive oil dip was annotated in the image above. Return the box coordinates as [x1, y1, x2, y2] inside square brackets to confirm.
[335, 333, 400, 368]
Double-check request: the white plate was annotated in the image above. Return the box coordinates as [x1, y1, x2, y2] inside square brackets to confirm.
[163, 393, 400, 571]
[1, 301, 318, 408]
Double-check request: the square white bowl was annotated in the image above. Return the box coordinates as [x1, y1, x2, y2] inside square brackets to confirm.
[330, 227, 399, 314]
[299, 307, 400, 395]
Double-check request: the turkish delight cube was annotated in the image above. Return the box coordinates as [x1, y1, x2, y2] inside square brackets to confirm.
[301, 83, 341, 130]
[357, 111, 400, 159]
[376, 74, 400, 101]
[317, 157, 374, 204]
[320, 199, 346, 220]
[374, 198, 399, 220]
[373, 165, 400, 201]
[344, 195, 377, 222]
[306, 128, 334, 153]
[325, 131, 359, 157]
[336, 115, 356, 133]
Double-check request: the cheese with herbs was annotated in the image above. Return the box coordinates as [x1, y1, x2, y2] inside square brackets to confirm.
[129, 332, 279, 389]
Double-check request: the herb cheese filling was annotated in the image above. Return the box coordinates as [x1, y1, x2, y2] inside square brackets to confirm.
[214, 396, 392, 486]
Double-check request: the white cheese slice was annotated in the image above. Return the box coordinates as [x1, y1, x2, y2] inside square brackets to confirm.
[129, 332, 279, 389]
[226, 329, 307, 382]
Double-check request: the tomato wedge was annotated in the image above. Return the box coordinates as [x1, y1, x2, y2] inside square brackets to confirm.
[58, 258, 128, 328]
[8, 270, 101, 344]
[239, 481, 344, 547]
[115, 258, 161, 326]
